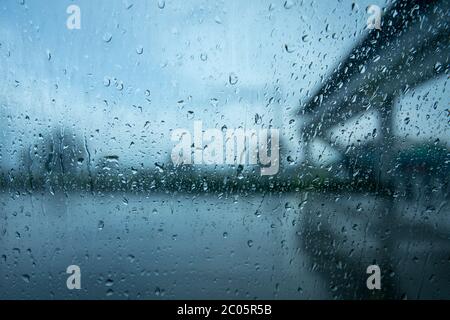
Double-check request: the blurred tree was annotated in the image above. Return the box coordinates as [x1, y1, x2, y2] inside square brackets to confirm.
[21, 126, 88, 182]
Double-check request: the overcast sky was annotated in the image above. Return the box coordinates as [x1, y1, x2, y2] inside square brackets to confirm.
[1, 0, 447, 172]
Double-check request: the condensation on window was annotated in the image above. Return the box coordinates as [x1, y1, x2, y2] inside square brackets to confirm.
[0, 0, 448, 299]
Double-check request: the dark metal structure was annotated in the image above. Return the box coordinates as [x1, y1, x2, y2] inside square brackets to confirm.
[299, 0, 450, 299]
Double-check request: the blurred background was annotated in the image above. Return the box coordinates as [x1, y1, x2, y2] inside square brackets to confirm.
[0, 0, 449, 299]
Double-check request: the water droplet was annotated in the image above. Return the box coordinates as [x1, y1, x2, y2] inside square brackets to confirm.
[287, 155, 295, 164]
[255, 113, 262, 124]
[284, 0, 294, 9]
[105, 279, 114, 287]
[359, 64, 366, 73]
[210, 98, 219, 107]
[229, 73, 238, 85]
[284, 44, 296, 53]
[103, 33, 112, 43]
